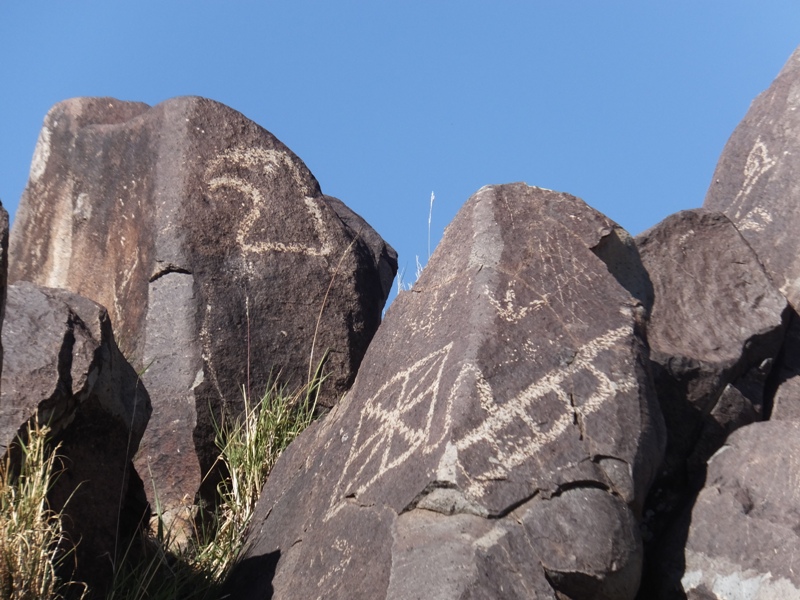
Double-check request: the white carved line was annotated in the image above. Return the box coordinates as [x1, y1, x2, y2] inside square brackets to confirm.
[205, 146, 332, 258]
[325, 343, 455, 521]
[325, 324, 635, 516]
[733, 138, 778, 218]
[486, 285, 545, 323]
[455, 325, 634, 495]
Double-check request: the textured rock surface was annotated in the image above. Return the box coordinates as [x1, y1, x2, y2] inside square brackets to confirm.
[0, 201, 7, 390]
[225, 183, 665, 599]
[636, 210, 787, 480]
[769, 310, 800, 420]
[704, 45, 800, 311]
[677, 421, 800, 599]
[8, 96, 396, 529]
[0, 281, 151, 597]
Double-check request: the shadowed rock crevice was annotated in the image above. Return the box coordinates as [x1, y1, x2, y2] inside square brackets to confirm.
[590, 227, 654, 315]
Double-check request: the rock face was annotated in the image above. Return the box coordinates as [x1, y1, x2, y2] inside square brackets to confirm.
[0, 281, 151, 597]
[635, 210, 787, 482]
[704, 45, 800, 311]
[8, 96, 396, 529]
[634, 210, 789, 598]
[0, 202, 7, 389]
[677, 421, 800, 599]
[225, 183, 665, 599]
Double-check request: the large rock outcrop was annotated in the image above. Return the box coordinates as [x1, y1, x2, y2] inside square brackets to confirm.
[704, 45, 800, 311]
[678, 421, 800, 599]
[635, 210, 787, 478]
[0, 281, 151, 597]
[634, 210, 789, 597]
[224, 183, 665, 599]
[8, 96, 396, 530]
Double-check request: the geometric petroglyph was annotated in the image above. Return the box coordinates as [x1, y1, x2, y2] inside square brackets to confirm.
[326, 325, 634, 516]
[326, 343, 454, 520]
[205, 146, 333, 258]
[738, 206, 774, 233]
[456, 325, 635, 498]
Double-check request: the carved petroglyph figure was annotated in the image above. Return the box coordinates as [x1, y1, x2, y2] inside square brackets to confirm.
[327, 320, 634, 515]
[456, 325, 635, 498]
[733, 138, 777, 213]
[326, 343, 455, 520]
[485, 283, 546, 323]
[204, 146, 333, 259]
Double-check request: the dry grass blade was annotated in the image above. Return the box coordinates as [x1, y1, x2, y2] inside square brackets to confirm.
[0, 423, 85, 600]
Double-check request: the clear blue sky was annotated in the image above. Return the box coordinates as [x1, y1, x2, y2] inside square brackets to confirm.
[2, 3, 799, 295]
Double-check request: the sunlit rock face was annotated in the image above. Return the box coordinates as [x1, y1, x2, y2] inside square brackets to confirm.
[225, 183, 665, 600]
[8, 96, 396, 535]
[704, 45, 800, 312]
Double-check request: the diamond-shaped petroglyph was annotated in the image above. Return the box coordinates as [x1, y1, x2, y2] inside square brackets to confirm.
[205, 146, 332, 257]
[733, 138, 778, 212]
[326, 343, 454, 519]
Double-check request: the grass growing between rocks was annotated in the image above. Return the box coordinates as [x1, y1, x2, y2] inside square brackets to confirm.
[0, 423, 86, 600]
[108, 377, 320, 600]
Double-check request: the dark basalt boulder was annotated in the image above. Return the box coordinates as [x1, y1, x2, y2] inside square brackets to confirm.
[224, 183, 665, 600]
[634, 210, 789, 598]
[704, 45, 800, 312]
[677, 421, 800, 598]
[0, 281, 151, 598]
[7, 96, 396, 534]
[635, 210, 787, 480]
[769, 310, 800, 420]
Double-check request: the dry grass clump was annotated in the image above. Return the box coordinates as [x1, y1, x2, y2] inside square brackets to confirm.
[0, 423, 85, 600]
[107, 377, 320, 600]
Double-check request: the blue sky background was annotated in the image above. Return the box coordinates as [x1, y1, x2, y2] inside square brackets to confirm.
[2, 3, 799, 297]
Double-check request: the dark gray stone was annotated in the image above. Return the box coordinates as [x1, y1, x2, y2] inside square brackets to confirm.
[8, 96, 396, 532]
[769, 309, 800, 420]
[225, 183, 665, 599]
[679, 421, 800, 598]
[0, 281, 151, 597]
[704, 45, 800, 312]
[635, 210, 787, 481]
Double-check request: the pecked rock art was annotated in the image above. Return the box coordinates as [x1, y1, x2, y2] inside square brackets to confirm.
[8, 96, 396, 536]
[704, 44, 800, 310]
[225, 183, 665, 600]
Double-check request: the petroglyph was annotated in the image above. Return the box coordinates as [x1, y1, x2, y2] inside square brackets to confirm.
[205, 146, 333, 258]
[327, 324, 634, 515]
[457, 325, 635, 497]
[486, 283, 545, 323]
[326, 343, 455, 520]
[408, 284, 461, 336]
[738, 206, 774, 233]
[733, 138, 778, 215]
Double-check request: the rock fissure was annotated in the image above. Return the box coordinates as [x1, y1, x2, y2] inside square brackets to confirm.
[148, 263, 192, 282]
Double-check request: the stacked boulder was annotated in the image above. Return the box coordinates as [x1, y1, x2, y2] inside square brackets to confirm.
[225, 183, 666, 599]
[7, 96, 397, 535]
